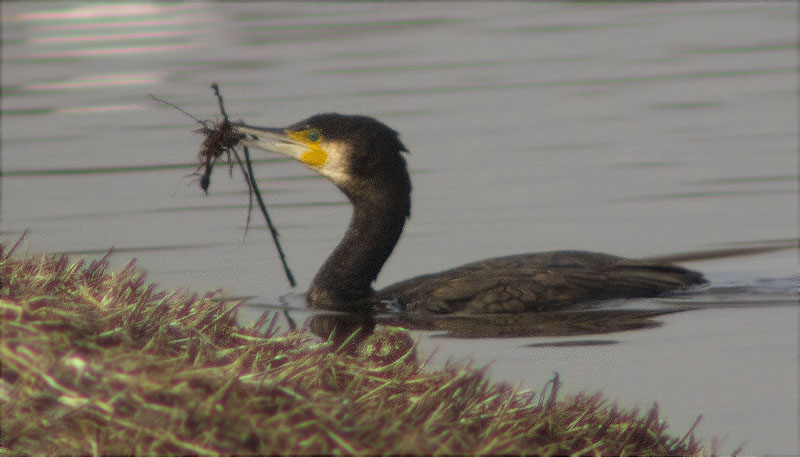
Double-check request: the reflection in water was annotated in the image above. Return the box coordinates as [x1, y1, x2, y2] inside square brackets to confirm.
[375, 309, 675, 339]
[8, 3, 203, 61]
[304, 312, 417, 363]
[255, 305, 677, 344]
[16, 73, 159, 92]
[306, 312, 376, 355]
[525, 340, 619, 348]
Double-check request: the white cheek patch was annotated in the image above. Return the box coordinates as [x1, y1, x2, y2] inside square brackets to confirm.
[318, 141, 352, 187]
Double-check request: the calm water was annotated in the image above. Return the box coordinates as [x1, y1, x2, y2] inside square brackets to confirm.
[2, 3, 798, 454]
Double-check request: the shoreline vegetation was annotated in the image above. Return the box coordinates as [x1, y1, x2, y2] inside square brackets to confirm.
[1, 239, 711, 455]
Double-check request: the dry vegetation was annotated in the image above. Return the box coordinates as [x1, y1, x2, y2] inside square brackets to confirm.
[0, 238, 707, 455]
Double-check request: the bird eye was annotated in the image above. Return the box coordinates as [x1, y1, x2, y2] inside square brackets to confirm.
[307, 129, 321, 142]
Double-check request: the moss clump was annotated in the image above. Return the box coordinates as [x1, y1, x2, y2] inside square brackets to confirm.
[0, 238, 707, 455]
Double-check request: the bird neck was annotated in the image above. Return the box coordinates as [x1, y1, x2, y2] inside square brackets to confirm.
[308, 172, 411, 311]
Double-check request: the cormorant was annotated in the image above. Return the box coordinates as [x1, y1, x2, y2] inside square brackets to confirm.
[233, 114, 706, 314]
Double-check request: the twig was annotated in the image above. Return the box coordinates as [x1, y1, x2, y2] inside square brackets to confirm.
[208, 83, 295, 287]
[211, 83, 235, 179]
[243, 144, 296, 288]
[200, 155, 216, 194]
[211, 83, 229, 120]
[207, 83, 295, 288]
[230, 148, 254, 239]
[148, 93, 206, 125]
[149, 85, 296, 289]
[149, 93, 216, 193]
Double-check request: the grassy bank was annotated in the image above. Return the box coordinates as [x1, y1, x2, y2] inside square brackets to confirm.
[0, 238, 707, 455]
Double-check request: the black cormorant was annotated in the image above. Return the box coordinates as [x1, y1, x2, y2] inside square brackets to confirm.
[233, 114, 706, 314]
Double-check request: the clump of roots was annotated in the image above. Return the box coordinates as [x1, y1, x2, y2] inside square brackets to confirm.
[149, 84, 295, 287]
[195, 117, 244, 193]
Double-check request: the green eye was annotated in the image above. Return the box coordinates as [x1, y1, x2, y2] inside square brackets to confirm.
[307, 129, 321, 142]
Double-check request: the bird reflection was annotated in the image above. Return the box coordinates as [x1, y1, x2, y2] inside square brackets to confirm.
[296, 307, 676, 343]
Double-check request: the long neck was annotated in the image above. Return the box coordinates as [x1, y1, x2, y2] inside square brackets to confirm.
[308, 173, 410, 311]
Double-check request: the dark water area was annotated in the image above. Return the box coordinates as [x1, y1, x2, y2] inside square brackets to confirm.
[2, 3, 797, 454]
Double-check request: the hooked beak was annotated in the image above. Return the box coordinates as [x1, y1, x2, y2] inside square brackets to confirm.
[232, 122, 308, 161]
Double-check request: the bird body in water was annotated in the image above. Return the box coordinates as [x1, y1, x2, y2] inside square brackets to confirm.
[233, 114, 705, 314]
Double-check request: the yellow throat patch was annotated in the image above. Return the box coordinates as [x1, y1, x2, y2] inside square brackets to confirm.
[288, 130, 328, 167]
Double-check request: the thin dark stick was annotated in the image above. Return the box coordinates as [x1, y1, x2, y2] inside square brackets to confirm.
[230, 148, 254, 238]
[210, 83, 229, 120]
[226, 149, 234, 178]
[150, 85, 296, 289]
[200, 155, 216, 194]
[148, 93, 206, 125]
[244, 144, 296, 288]
[209, 83, 295, 288]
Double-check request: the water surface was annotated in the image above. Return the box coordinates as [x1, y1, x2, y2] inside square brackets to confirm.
[2, 3, 797, 454]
